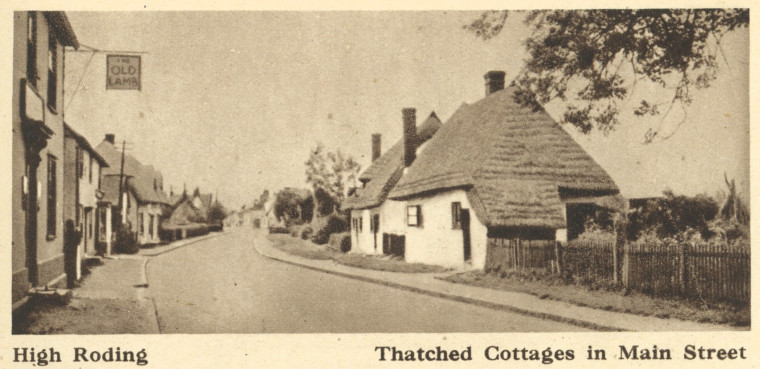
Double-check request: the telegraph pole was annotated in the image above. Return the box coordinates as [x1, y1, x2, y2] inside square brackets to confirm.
[116, 140, 126, 224]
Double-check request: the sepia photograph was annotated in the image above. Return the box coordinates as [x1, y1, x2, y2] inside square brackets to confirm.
[8, 5, 751, 343]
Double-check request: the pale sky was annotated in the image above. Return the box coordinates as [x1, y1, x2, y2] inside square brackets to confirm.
[61, 11, 749, 210]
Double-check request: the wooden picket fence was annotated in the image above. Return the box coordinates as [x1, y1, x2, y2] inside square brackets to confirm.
[484, 237, 750, 304]
[484, 238, 557, 272]
[625, 241, 750, 304]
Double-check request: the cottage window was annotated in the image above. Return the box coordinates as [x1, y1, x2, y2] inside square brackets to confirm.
[89, 156, 93, 183]
[452, 202, 462, 229]
[407, 205, 422, 227]
[47, 33, 57, 110]
[358, 217, 363, 232]
[76, 147, 84, 179]
[26, 12, 37, 88]
[46, 154, 57, 238]
[149, 214, 155, 238]
[139, 213, 144, 235]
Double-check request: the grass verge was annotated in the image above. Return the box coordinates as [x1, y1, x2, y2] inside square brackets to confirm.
[267, 234, 449, 273]
[443, 270, 750, 327]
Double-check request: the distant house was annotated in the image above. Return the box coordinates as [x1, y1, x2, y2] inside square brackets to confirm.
[224, 210, 241, 228]
[96, 134, 169, 246]
[343, 111, 442, 256]
[385, 71, 620, 269]
[63, 123, 109, 278]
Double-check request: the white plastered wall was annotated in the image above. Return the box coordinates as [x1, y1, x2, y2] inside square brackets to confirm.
[404, 189, 488, 269]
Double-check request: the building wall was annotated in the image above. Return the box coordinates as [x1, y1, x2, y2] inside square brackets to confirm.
[350, 199, 407, 255]
[11, 13, 29, 301]
[404, 189, 488, 269]
[137, 203, 162, 244]
[79, 152, 101, 254]
[13, 12, 68, 301]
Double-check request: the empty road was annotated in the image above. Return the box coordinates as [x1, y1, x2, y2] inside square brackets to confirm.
[145, 230, 586, 333]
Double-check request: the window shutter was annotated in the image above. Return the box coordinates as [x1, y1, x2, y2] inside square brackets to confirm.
[416, 205, 422, 227]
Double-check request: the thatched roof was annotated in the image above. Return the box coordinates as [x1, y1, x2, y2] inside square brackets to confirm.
[388, 87, 620, 229]
[344, 112, 442, 210]
[96, 140, 169, 205]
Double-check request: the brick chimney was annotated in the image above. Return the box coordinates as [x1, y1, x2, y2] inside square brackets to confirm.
[105, 134, 115, 144]
[402, 108, 417, 168]
[371, 134, 382, 162]
[484, 71, 506, 96]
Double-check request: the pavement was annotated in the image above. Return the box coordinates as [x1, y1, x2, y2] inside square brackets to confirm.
[251, 231, 743, 332]
[68, 231, 227, 333]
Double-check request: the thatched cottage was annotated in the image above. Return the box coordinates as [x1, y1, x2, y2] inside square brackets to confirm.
[386, 71, 620, 269]
[344, 111, 442, 255]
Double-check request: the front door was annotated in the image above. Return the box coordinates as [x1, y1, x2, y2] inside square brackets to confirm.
[372, 214, 379, 252]
[462, 209, 471, 261]
[25, 163, 39, 286]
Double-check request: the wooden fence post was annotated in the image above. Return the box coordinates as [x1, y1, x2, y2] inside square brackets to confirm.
[613, 213, 627, 285]
[621, 240, 630, 288]
[679, 243, 688, 295]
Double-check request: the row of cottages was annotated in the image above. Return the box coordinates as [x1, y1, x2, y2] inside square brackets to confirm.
[96, 134, 170, 245]
[12, 11, 83, 302]
[63, 124, 110, 280]
[346, 71, 620, 270]
[343, 111, 442, 255]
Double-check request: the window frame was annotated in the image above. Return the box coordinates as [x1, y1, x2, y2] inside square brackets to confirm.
[26, 12, 37, 88]
[47, 32, 57, 111]
[451, 202, 462, 229]
[407, 205, 422, 227]
[88, 155, 93, 183]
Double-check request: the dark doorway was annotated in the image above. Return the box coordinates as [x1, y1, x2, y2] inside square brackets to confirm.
[25, 162, 39, 286]
[462, 209, 471, 261]
[372, 214, 379, 251]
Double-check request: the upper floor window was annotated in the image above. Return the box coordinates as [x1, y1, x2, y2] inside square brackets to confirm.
[76, 147, 84, 179]
[451, 202, 462, 229]
[26, 13, 37, 87]
[89, 156, 93, 183]
[47, 33, 58, 110]
[407, 205, 422, 227]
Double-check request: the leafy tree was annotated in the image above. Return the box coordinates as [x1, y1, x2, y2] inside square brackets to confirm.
[273, 188, 311, 225]
[305, 143, 361, 211]
[627, 190, 719, 240]
[719, 173, 749, 225]
[207, 201, 227, 225]
[466, 9, 748, 142]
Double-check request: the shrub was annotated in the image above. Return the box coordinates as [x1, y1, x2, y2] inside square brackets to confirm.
[268, 226, 289, 234]
[311, 213, 348, 245]
[113, 226, 139, 254]
[328, 232, 351, 253]
[300, 225, 314, 240]
[289, 224, 302, 237]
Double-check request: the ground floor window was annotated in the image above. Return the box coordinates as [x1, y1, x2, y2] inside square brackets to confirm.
[451, 202, 462, 229]
[407, 205, 422, 227]
[46, 154, 57, 238]
[139, 213, 144, 235]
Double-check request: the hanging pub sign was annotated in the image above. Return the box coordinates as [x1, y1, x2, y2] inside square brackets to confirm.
[106, 54, 141, 90]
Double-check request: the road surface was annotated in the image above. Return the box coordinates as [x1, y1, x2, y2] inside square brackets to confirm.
[145, 230, 587, 333]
